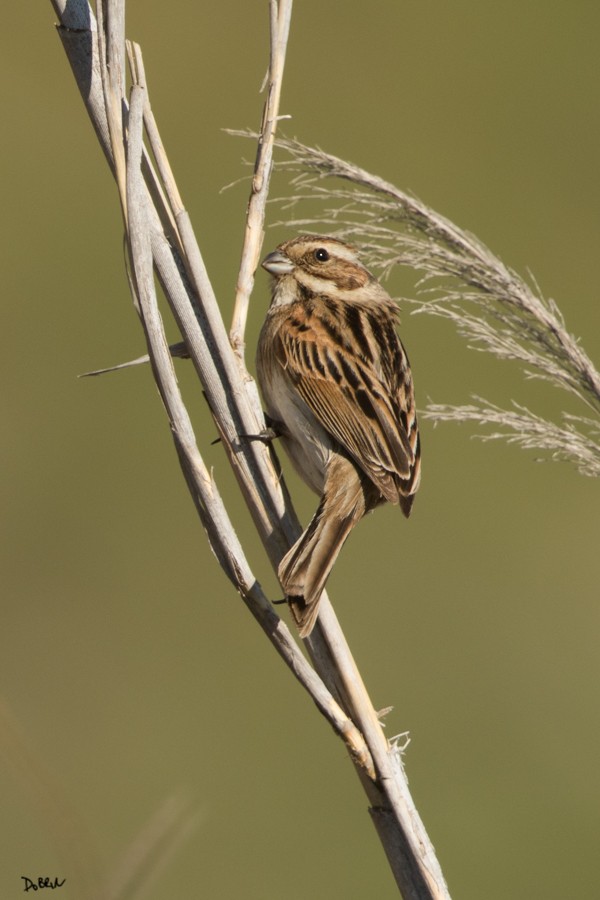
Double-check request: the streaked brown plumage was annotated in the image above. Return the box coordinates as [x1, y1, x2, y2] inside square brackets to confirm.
[256, 235, 420, 637]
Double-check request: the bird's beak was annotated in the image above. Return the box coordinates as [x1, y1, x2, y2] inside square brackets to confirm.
[261, 249, 294, 276]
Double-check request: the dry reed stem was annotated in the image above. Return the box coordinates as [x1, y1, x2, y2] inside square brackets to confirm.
[52, 3, 450, 897]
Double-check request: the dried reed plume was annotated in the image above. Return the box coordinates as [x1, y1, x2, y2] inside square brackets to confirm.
[231, 134, 600, 478]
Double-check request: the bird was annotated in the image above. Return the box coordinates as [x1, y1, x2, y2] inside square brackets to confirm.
[256, 235, 421, 637]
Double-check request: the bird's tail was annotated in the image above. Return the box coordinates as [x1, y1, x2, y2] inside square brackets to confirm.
[278, 456, 376, 638]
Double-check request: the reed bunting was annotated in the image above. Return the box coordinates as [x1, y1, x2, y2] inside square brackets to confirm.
[257, 235, 421, 637]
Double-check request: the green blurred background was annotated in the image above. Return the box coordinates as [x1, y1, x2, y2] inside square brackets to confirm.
[2, 2, 599, 898]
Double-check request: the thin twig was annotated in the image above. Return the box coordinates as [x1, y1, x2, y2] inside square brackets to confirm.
[229, 0, 293, 357]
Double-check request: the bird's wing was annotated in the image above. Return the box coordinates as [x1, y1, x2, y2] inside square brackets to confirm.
[276, 306, 419, 505]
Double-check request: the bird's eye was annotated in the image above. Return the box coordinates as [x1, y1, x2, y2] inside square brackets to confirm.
[314, 247, 330, 262]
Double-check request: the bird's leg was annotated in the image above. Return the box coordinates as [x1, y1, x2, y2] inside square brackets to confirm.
[240, 414, 285, 444]
[211, 415, 284, 447]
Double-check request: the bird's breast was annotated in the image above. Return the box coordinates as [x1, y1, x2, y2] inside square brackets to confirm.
[257, 343, 332, 495]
